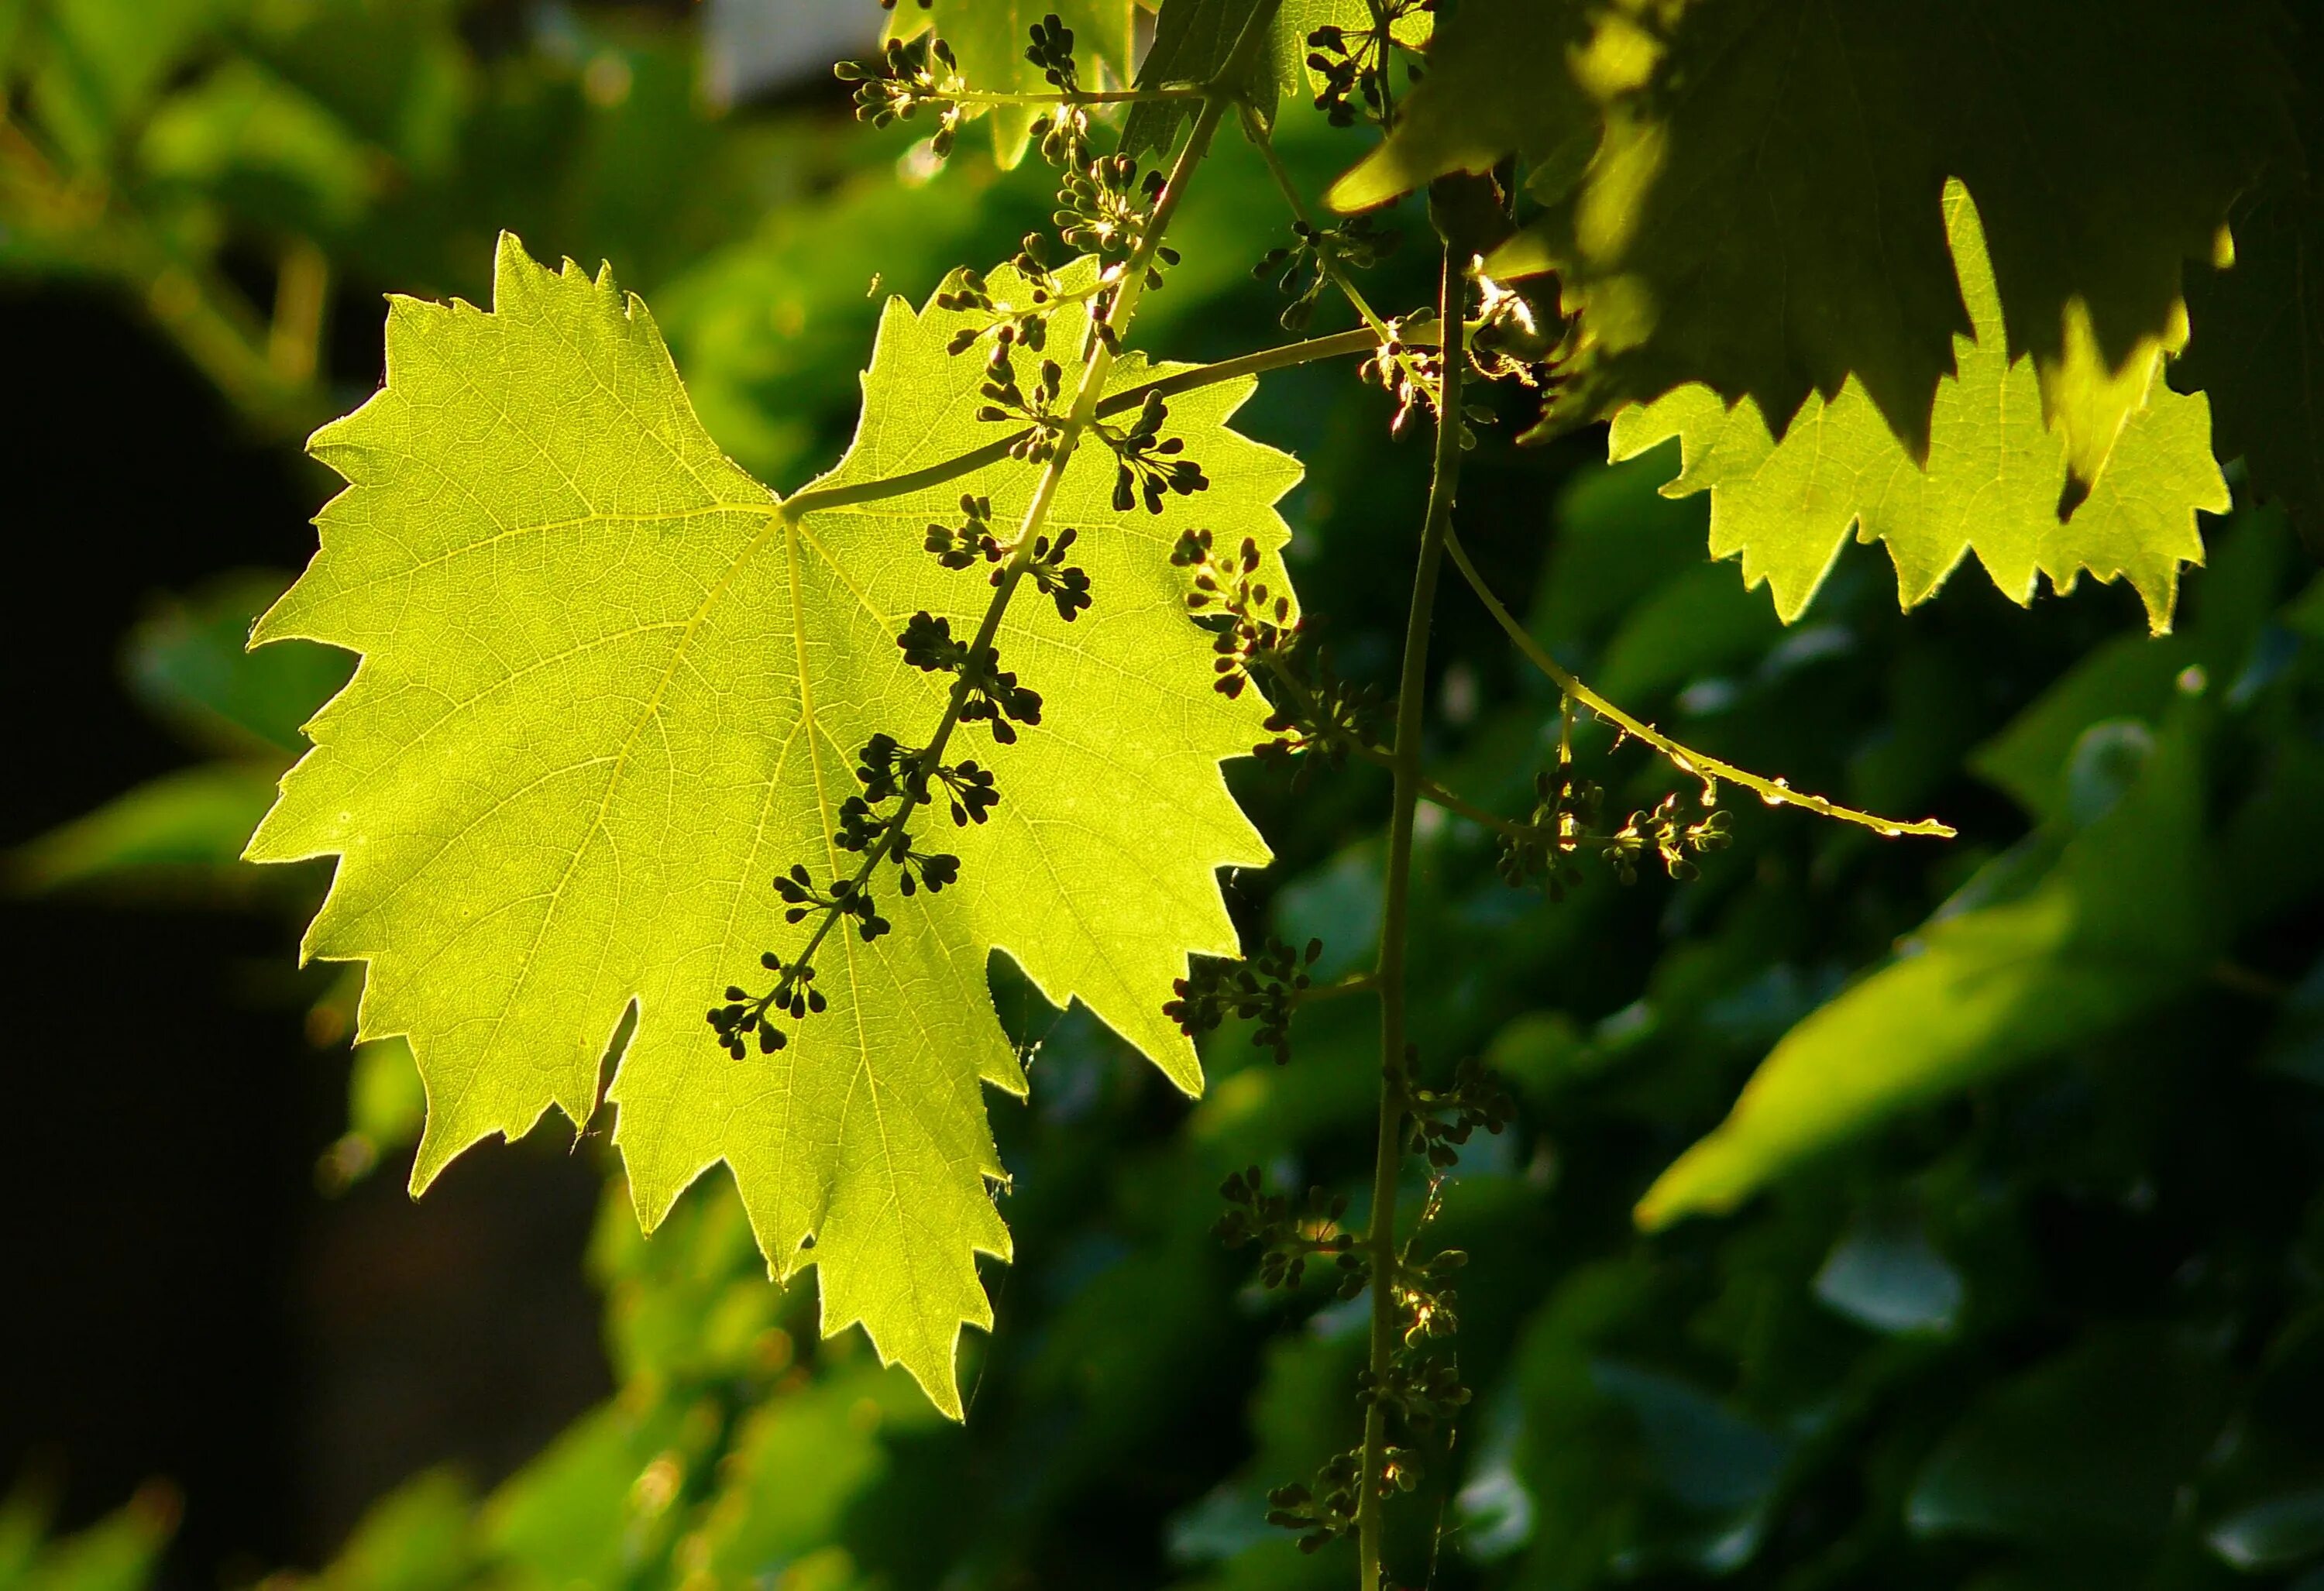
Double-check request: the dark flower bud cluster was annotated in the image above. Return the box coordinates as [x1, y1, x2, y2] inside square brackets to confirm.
[1497, 768, 1732, 894]
[1253, 214, 1399, 332]
[1023, 13, 1093, 167]
[1357, 1342, 1471, 1432]
[898, 612, 1044, 744]
[1215, 1166, 1366, 1295]
[1266, 1446, 1420, 1554]
[1496, 765, 1605, 899]
[925, 498, 1092, 621]
[1174, 530, 1387, 778]
[775, 863, 892, 940]
[937, 251, 1077, 360]
[1607, 791, 1734, 885]
[855, 733, 998, 828]
[703, 864, 889, 1051]
[1093, 390, 1207, 513]
[1267, 1452, 1361, 1554]
[1019, 527, 1092, 620]
[1164, 934, 1321, 1065]
[1305, 0, 1435, 127]
[836, 33, 970, 157]
[940, 225, 1140, 366]
[926, 500, 1088, 620]
[706, 951, 824, 1058]
[833, 796, 959, 897]
[1253, 656, 1384, 785]
[1172, 528, 1293, 703]
[926, 493, 1006, 569]
[1401, 1054, 1512, 1171]
[977, 351, 1068, 462]
[1057, 156, 1180, 283]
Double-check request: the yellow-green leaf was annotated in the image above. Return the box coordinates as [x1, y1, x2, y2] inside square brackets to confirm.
[246, 235, 1299, 1413]
[1607, 182, 2227, 634]
[888, 0, 1134, 167]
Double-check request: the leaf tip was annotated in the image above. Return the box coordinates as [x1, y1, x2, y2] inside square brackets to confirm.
[490, 229, 536, 287]
[1631, 1139, 1746, 1232]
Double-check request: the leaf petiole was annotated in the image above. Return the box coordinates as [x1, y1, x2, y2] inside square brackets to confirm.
[776, 323, 1442, 524]
[1357, 215, 1473, 1591]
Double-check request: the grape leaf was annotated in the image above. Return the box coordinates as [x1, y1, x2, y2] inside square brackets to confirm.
[887, 0, 1134, 167]
[244, 235, 1301, 1412]
[1607, 181, 2228, 634]
[1330, 0, 2284, 471]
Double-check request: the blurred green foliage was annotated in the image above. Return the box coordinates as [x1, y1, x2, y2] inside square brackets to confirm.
[0, 1483, 174, 1591]
[12, 2, 2324, 1588]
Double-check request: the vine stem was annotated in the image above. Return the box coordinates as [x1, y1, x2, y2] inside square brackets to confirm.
[1359, 224, 1470, 1591]
[764, 16, 1270, 1021]
[1440, 529, 1956, 839]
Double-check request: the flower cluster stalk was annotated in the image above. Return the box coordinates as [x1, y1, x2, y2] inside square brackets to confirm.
[1357, 227, 1470, 1590]
[744, 9, 1281, 1039]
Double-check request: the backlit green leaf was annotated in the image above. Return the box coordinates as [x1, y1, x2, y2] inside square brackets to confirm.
[888, 0, 1134, 167]
[1607, 183, 2227, 634]
[245, 235, 1299, 1412]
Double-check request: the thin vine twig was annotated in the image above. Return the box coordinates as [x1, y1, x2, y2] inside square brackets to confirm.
[1442, 528, 1955, 838]
[762, 50, 1253, 1002]
[1358, 219, 1471, 1591]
